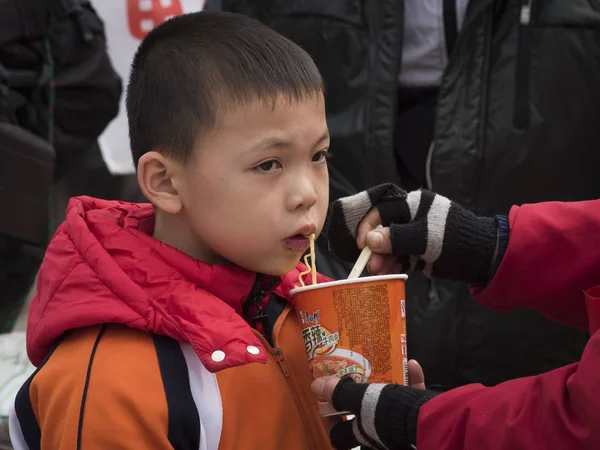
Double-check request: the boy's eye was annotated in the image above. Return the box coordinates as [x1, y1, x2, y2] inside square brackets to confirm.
[312, 150, 329, 163]
[255, 159, 282, 172]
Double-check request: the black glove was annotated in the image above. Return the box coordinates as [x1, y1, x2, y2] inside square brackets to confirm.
[328, 377, 437, 450]
[326, 184, 508, 285]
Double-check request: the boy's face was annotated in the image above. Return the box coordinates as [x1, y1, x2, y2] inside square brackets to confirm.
[174, 94, 329, 276]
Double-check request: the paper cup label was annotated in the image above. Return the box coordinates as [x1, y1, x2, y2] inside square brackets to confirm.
[294, 277, 408, 386]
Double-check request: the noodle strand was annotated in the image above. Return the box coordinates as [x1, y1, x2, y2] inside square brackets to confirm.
[298, 254, 312, 287]
[298, 234, 318, 287]
[309, 233, 317, 285]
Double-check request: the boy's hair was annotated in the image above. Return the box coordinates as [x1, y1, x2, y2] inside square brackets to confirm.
[126, 11, 324, 167]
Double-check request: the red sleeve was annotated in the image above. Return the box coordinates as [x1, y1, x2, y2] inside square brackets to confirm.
[472, 199, 600, 330]
[417, 332, 600, 449]
[415, 200, 600, 449]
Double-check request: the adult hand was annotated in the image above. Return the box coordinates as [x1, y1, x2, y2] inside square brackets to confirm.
[326, 183, 500, 285]
[355, 207, 399, 276]
[312, 360, 435, 450]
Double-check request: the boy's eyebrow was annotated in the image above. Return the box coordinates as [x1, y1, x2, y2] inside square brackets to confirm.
[248, 130, 330, 153]
[314, 130, 330, 146]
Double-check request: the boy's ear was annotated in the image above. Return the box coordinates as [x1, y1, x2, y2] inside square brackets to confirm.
[137, 151, 183, 214]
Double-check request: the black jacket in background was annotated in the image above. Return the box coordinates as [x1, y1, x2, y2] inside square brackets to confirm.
[0, 0, 122, 329]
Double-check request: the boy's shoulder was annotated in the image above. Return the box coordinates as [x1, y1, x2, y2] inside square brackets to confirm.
[14, 325, 200, 447]
[32, 324, 165, 392]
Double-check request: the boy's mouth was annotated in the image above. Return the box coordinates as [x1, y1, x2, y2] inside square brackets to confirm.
[283, 234, 311, 253]
[283, 224, 316, 253]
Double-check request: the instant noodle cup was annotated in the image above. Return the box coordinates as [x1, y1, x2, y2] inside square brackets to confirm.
[290, 274, 408, 417]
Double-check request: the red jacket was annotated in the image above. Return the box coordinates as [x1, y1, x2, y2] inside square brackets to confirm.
[418, 200, 600, 449]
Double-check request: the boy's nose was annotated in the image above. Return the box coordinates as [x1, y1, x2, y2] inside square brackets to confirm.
[288, 175, 318, 210]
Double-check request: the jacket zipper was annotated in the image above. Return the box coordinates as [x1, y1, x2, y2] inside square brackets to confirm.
[514, 0, 534, 129]
[245, 284, 323, 447]
[425, 141, 435, 190]
[255, 336, 315, 449]
[272, 346, 290, 377]
[257, 307, 318, 449]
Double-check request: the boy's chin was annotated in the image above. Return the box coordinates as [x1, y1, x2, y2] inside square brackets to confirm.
[242, 257, 301, 277]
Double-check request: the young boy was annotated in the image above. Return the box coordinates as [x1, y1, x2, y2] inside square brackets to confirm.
[9, 12, 334, 450]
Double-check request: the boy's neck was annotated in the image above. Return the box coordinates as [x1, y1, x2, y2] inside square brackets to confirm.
[153, 211, 228, 266]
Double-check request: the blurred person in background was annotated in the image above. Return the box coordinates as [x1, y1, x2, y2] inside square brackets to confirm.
[0, 0, 122, 331]
[211, 0, 600, 392]
[0, 1, 120, 446]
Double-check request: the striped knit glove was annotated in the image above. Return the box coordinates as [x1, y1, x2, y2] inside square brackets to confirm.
[326, 184, 501, 285]
[328, 377, 437, 450]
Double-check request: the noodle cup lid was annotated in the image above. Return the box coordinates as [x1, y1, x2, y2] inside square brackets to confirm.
[290, 274, 407, 295]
